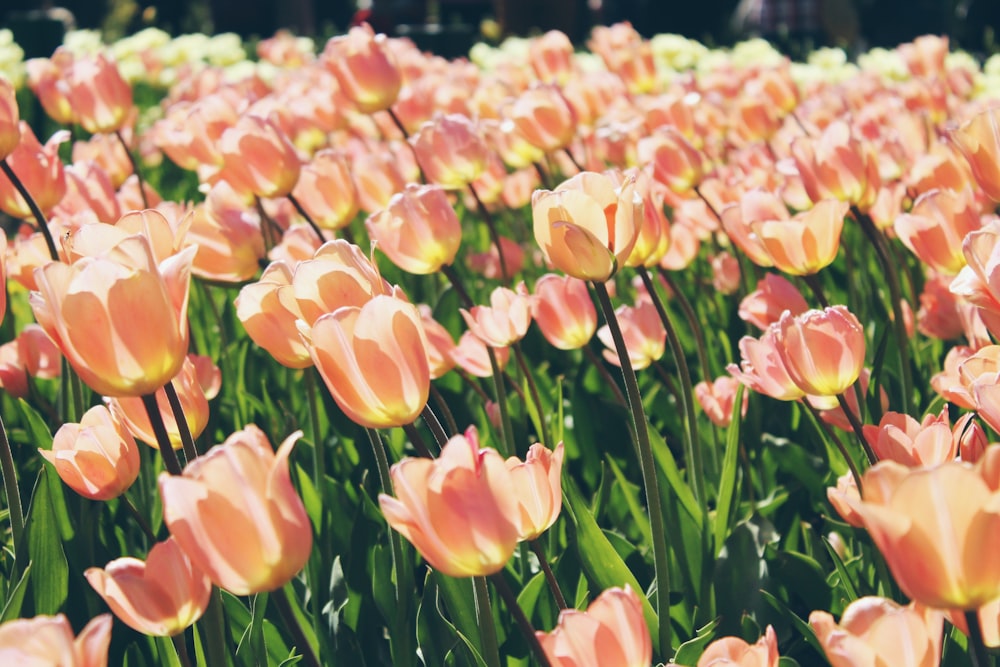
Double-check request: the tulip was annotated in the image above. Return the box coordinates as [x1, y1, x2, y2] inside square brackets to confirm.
[353, 150, 408, 215]
[531, 273, 598, 350]
[417, 305, 457, 379]
[40, 405, 140, 501]
[508, 84, 576, 153]
[466, 236, 525, 281]
[17, 324, 61, 380]
[791, 120, 880, 211]
[292, 149, 358, 231]
[85, 537, 211, 637]
[720, 190, 784, 268]
[528, 30, 576, 85]
[450, 330, 511, 378]
[219, 114, 301, 199]
[159, 425, 313, 595]
[597, 298, 666, 371]
[728, 323, 806, 402]
[409, 114, 489, 189]
[711, 252, 741, 295]
[536, 586, 651, 667]
[235, 261, 312, 369]
[738, 274, 809, 330]
[507, 443, 565, 541]
[810, 597, 943, 667]
[950, 222, 1000, 337]
[30, 234, 195, 397]
[895, 189, 981, 276]
[750, 199, 849, 276]
[304, 295, 430, 429]
[636, 126, 707, 195]
[697, 625, 779, 666]
[862, 411, 957, 467]
[0, 76, 19, 161]
[0, 123, 68, 221]
[322, 23, 401, 113]
[827, 472, 865, 527]
[532, 170, 642, 282]
[379, 427, 520, 577]
[186, 198, 266, 283]
[950, 105, 1000, 202]
[66, 54, 132, 134]
[846, 450, 1000, 609]
[461, 283, 532, 349]
[695, 376, 749, 428]
[0, 613, 111, 666]
[776, 306, 866, 397]
[367, 184, 463, 275]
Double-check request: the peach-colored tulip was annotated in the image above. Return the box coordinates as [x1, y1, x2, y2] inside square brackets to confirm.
[529, 31, 576, 85]
[776, 307, 866, 397]
[292, 149, 358, 231]
[461, 283, 532, 349]
[0, 77, 19, 161]
[159, 425, 313, 595]
[537, 585, 651, 667]
[597, 298, 665, 371]
[17, 324, 61, 380]
[506, 442, 564, 541]
[916, 273, 965, 341]
[154, 92, 240, 174]
[637, 126, 707, 195]
[827, 472, 864, 527]
[379, 427, 520, 577]
[791, 121, 880, 211]
[532, 170, 641, 282]
[861, 411, 957, 467]
[0, 123, 68, 221]
[711, 252, 741, 295]
[410, 114, 489, 189]
[85, 537, 211, 637]
[0, 613, 111, 666]
[695, 376, 749, 428]
[750, 199, 849, 276]
[720, 190, 785, 268]
[186, 198, 265, 283]
[304, 295, 429, 429]
[40, 405, 140, 501]
[531, 273, 597, 350]
[895, 189, 981, 276]
[450, 330, 511, 378]
[810, 597, 943, 667]
[697, 625, 779, 666]
[738, 274, 809, 330]
[0, 341, 27, 398]
[846, 450, 1000, 609]
[353, 150, 408, 214]
[508, 84, 576, 153]
[950, 222, 1000, 337]
[72, 132, 133, 189]
[59, 161, 121, 223]
[728, 323, 806, 402]
[950, 105, 1000, 202]
[235, 261, 312, 369]
[291, 239, 393, 325]
[322, 24, 402, 113]
[417, 305, 457, 379]
[25, 50, 76, 124]
[30, 234, 195, 397]
[66, 54, 132, 134]
[219, 114, 301, 199]
[466, 236, 526, 281]
[367, 184, 462, 275]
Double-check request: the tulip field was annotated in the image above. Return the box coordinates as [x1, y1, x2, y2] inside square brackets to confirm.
[2, 18, 1000, 666]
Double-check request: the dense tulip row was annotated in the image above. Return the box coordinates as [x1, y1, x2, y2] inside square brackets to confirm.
[0, 18, 999, 667]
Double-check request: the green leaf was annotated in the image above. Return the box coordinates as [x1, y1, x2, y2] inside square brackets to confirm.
[822, 537, 858, 604]
[0, 562, 30, 622]
[714, 384, 744, 555]
[19, 399, 72, 541]
[21, 468, 68, 615]
[605, 455, 652, 547]
[672, 617, 721, 666]
[760, 589, 824, 656]
[430, 572, 489, 667]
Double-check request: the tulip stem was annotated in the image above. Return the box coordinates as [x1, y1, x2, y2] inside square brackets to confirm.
[658, 268, 715, 387]
[0, 414, 23, 555]
[121, 493, 156, 543]
[142, 393, 183, 476]
[835, 392, 877, 466]
[591, 279, 672, 656]
[487, 346, 517, 458]
[468, 182, 509, 280]
[533, 161, 552, 190]
[802, 274, 831, 310]
[529, 538, 567, 610]
[441, 264, 475, 309]
[473, 575, 502, 667]
[272, 585, 321, 667]
[965, 610, 993, 667]
[562, 147, 585, 174]
[428, 385, 459, 438]
[164, 381, 200, 460]
[170, 633, 193, 667]
[402, 422, 435, 458]
[287, 193, 327, 245]
[304, 368, 327, 485]
[114, 130, 149, 209]
[802, 401, 864, 495]
[421, 404, 449, 449]
[513, 342, 550, 449]
[0, 158, 60, 261]
[488, 573, 553, 667]
[581, 345, 627, 408]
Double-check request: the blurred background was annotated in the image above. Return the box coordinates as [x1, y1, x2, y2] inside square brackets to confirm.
[4, 0, 1000, 60]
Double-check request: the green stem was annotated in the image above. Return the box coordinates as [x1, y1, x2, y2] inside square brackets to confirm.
[304, 369, 325, 479]
[513, 342, 550, 448]
[198, 588, 230, 667]
[421, 403, 450, 449]
[0, 414, 23, 554]
[803, 274, 831, 309]
[468, 182, 508, 280]
[170, 634, 193, 667]
[487, 346, 517, 458]
[428, 385, 458, 438]
[562, 146, 585, 173]
[402, 422, 434, 458]
[965, 610, 993, 667]
[658, 268, 714, 383]
[581, 344, 627, 408]
[591, 280, 672, 657]
[0, 158, 59, 261]
[164, 381, 200, 460]
[272, 585, 321, 667]
[529, 538, 567, 609]
[141, 393, 184, 476]
[122, 493, 156, 543]
[802, 401, 864, 495]
[835, 392, 877, 466]
[488, 573, 553, 667]
[287, 193, 327, 245]
[473, 575, 502, 667]
[114, 130, 149, 209]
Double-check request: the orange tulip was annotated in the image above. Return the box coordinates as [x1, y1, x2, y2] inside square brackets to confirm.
[536, 586, 651, 667]
[791, 121, 880, 211]
[861, 411, 957, 467]
[66, 54, 132, 134]
[291, 239, 393, 325]
[25, 50, 76, 125]
[750, 199, 849, 276]
[827, 472, 865, 527]
[597, 298, 665, 371]
[85, 537, 211, 637]
[17, 324, 61, 380]
[417, 305, 457, 379]
[367, 184, 463, 275]
[532, 170, 642, 282]
[409, 114, 489, 189]
[695, 376, 749, 428]
[461, 283, 532, 349]
[711, 252, 741, 295]
[846, 450, 1000, 609]
[508, 83, 577, 154]
[950, 222, 1000, 337]
[776, 306, 866, 397]
[720, 190, 785, 268]
[0, 613, 111, 666]
[895, 189, 981, 276]
[40, 405, 140, 501]
[235, 261, 313, 369]
[506, 442, 565, 541]
[159, 425, 313, 595]
[0, 123, 68, 221]
[0, 76, 19, 161]
[322, 24, 402, 113]
[531, 273, 597, 350]
[291, 148, 358, 231]
[379, 427, 520, 577]
[697, 625, 779, 667]
[30, 234, 195, 397]
[636, 126, 707, 195]
[219, 114, 301, 199]
[728, 323, 807, 402]
[810, 597, 943, 667]
[304, 294, 430, 429]
[738, 274, 809, 330]
[352, 150, 407, 215]
[950, 105, 1000, 202]
[186, 196, 266, 283]
[450, 330, 511, 378]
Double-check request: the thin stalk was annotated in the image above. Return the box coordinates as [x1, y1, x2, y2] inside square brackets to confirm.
[693, 184, 723, 224]
[122, 493, 156, 543]
[591, 280, 672, 656]
[164, 381, 199, 460]
[965, 610, 993, 667]
[386, 108, 427, 183]
[429, 384, 459, 437]
[421, 404, 449, 449]
[487, 346, 517, 458]
[0, 415, 23, 553]
[835, 392, 877, 466]
[141, 393, 183, 476]
[170, 634, 193, 667]
[271, 585, 321, 667]
[638, 267, 704, 506]
[489, 573, 553, 667]
[287, 193, 327, 245]
[533, 161, 552, 189]
[802, 402, 864, 495]
[513, 342, 549, 448]
[803, 274, 831, 309]
[468, 182, 508, 280]
[455, 367, 493, 405]
[658, 268, 713, 383]
[528, 539, 567, 609]
[0, 159, 59, 261]
[402, 422, 434, 459]
[304, 369, 325, 480]
[562, 147, 585, 173]
[114, 130, 149, 209]
[581, 344, 627, 408]
[441, 264, 475, 309]
[473, 575, 502, 667]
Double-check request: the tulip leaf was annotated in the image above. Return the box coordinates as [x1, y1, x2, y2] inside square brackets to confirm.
[417, 575, 453, 667]
[514, 569, 547, 626]
[605, 455, 652, 547]
[18, 399, 73, 541]
[21, 468, 68, 615]
[649, 427, 702, 524]
[759, 589, 824, 656]
[0, 561, 30, 622]
[821, 537, 858, 604]
[221, 590, 292, 666]
[671, 617, 720, 666]
[713, 384, 745, 555]
[430, 572, 490, 667]
[866, 322, 889, 421]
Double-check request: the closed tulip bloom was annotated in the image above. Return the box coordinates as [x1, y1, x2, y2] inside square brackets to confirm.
[291, 239, 393, 325]
[810, 597, 943, 667]
[450, 330, 511, 377]
[305, 295, 430, 429]
[738, 274, 809, 330]
[506, 442, 564, 541]
[827, 472, 865, 527]
[66, 54, 132, 134]
[862, 411, 957, 467]
[417, 305, 457, 379]
[791, 121, 881, 211]
[720, 190, 785, 268]
[533, 171, 642, 282]
[776, 307, 866, 397]
[0, 613, 111, 666]
[0, 123, 68, 221]
[292, 149, 358, 231]
[529, 30, 576, 84]
[186, 199, 265, 283]
[379, 427, 520, 577]
[159, 426, 313, 595]
[846, 450, 1000, 609]
[461, 283, 532, 348]
[85, 537, 211, 637]
[367, 184, 463, 275]
[235, 262, 312, 369]
[18, 324, 61, 380]
[532, 273, 597, 350]
[750, 199, 849, 276]
[636, 126, 707, 195]
[895, 189, 981, 276]
[353, 150, 408, 215]
[508, 84, 577, 153]
[219, 114, 301, 199]
[697, 625, 779, 667]
[537, 586, 651, 667]
[410, 114, 490, 189]
[40, 404, 140, 501]
[597, 298, 665, 371]
[950, 222, 1000, 336]
[0, 77, 19, 161]
[322, 24, 402, 113]
[30, 234, 195, 397]
[711, 252, 741, 295]
[695, 376, 749, 428]
[950, 106, 1000, 202]
[728, 324, 807, 402]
